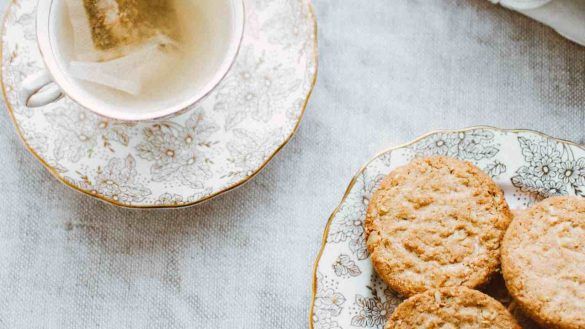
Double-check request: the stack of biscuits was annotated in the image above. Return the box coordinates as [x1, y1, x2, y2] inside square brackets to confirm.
[365, 156, 585, 329]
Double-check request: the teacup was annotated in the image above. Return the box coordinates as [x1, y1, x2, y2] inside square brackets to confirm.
[21, 0, 245, 121]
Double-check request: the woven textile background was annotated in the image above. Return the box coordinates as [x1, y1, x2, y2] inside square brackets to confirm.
[0, 0, 583, 328]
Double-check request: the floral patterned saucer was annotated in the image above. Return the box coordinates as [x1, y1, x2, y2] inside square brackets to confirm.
[310, 127, 584, 329]
[1, 0, 317, 208]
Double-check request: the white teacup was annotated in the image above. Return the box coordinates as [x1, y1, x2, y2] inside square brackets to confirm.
[21, 0, 245, 121]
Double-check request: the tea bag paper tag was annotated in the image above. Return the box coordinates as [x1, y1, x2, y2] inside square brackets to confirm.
[68, 36, 178, 95]
[65, 0, 98, 61]
[63, 0, 181, 94]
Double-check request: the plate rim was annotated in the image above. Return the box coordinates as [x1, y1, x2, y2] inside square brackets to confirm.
[1, 0, 319, 209]
[308, 125, 584, 328]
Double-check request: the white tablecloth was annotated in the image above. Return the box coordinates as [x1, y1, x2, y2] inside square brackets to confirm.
[0, 0, 583, 328]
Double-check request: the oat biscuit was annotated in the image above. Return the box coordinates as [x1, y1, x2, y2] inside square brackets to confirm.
[366, 156, 512, 297]
[386, 287, 520, 328]
[502, 196, 585, 329]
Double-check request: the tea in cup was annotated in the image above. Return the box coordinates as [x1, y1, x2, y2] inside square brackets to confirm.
[22, 0, 245, 121]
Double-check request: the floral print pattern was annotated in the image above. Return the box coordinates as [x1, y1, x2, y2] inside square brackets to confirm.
[225, 127, 286, 178]
[2, 0, 317, 207]
[350, 276, 402, 328]
[136, 110, 218, 190]
[65, 155, 151, 203]
[213, 47, 302, 129]
[332, 255, 361, 278]
[311, 128, 584, 329]
[512, 136, 585, 199]
[45, 105, 132, 162]
[327, 171, 385, 261]
[313, 272, 346, 329]
[412, 129, 499, 162]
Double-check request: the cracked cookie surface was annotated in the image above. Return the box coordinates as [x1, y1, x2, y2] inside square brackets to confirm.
[366, 156, 512, 297]
[502, 196, 585, 329]
[386, 286, 520, 329]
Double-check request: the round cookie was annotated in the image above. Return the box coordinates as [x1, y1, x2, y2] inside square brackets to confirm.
[366, 156, 512, 297]
[501, 196, 585, 329]
[386, 287, 521, 328]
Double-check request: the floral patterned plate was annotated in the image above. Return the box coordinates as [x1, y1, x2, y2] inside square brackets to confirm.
[1, 0, 317, 208]
[310, 127, 584, 329]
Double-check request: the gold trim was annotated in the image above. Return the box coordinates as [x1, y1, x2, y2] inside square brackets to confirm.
[308, 126, 584, 329]
[1, 0, 319, 209]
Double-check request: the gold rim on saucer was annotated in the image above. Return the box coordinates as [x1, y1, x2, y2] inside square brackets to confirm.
[308, 126, 584, 328]
[1, 0, 319, 209]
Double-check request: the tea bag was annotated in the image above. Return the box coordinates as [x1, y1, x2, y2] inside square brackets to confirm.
[64, 0, 181, 95]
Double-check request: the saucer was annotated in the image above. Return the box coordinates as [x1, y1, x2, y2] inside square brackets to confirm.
[1, 0, 318, 208]
[309, 127, 584, 329]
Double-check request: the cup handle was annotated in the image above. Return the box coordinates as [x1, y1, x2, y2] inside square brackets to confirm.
[20, 70, 63, 108]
